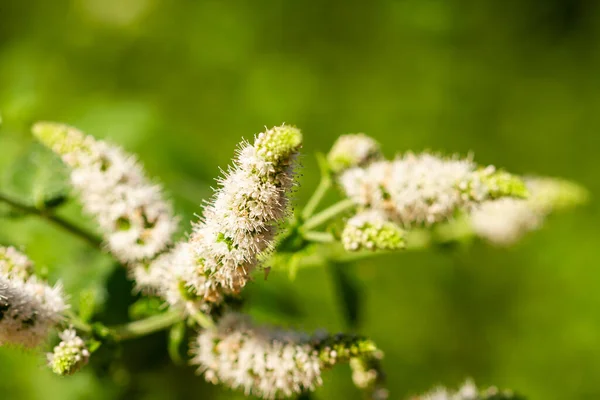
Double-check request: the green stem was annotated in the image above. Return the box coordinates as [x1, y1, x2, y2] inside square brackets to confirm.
[302, 178, 331, 220]
[0, 192, 102, 249]
[302, 231, 335, 243]
[301, 199, 356, 231]
[111, 311, 184, 341]
[65, 310, 93, 334]
[190, 312, 216, 329]
[301, 153, 332, 220]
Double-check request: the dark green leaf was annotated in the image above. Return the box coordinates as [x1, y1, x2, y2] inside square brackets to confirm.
[328, 261, 362, 329]
[2, 143, 70, 210]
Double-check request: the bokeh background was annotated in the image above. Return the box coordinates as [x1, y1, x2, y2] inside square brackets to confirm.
[1, 0, 599, 399]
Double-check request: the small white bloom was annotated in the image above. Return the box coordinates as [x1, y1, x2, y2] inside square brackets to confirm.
[182, 125, 302, 303]
[0, 246, 34, 280]
[470, 177, 588, 246]
[339, 153, 526, 227]
[327, 133, 382, 173]
[47, 328, 90, 375]
[33, 122, 178, 265]
[342, 210, 405, 252]
[413, 379, 519, 400]
[0, 247, 67, 348]
[192, 313, 323, 399]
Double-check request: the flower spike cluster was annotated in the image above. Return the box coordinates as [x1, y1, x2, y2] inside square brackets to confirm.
[33, 122, 178, 265]
[192, 312, 386, 399]
[339, 153, 527, 227]
[327, 133, 382, 173]
[165, 125, 302, 305]
[411, 379, 523, 400]
[0, 246, 67, 348]
[342, 210, 405, 252]
[470, 176, 589, 246]
[47, 328, 90, 376]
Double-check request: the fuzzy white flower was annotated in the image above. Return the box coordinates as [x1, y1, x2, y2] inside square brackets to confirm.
[33, 122, 178, 265]
[413, 380, 520, 400]
[0, 247, 67, 348]
[192, 313, 322, 399]
[47, 328, 90, 375]
[327, 133, 382, 173]
[176, 125, 302, 304]
[192, 313, 386, 399]
[342, 210, 405, 252]
[470, 177, 588, 246]
[339, 153, 527, 227]
[0, 246, 34, 280]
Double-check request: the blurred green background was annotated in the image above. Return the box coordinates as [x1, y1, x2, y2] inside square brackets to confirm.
[1, 0, 599, 399]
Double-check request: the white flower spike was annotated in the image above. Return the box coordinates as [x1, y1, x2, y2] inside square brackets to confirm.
[179, 125, 302, 304]
[470, 176, 588, 246]
[339, 153, 527, 227]
[342, 210, 405, 252]
[33, 122, 178, 265]
[328, 133, 382, 173]
[47, 328, 90, 376]
[412, 379, 521, 400]
[192, 312, 385, 399]
[0, 246, 67, 348]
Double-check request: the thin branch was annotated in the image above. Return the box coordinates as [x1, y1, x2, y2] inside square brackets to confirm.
[0, 192, 102, 249]
[301, 199, 355, 231]
[302, 231, 335, 243]
[111, 311, 184, 341]
[301, 153, 332, 220]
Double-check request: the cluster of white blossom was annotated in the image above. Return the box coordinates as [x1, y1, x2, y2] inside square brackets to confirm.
[0, 246, 67, 348]
[47, 328, 90, 376]
[327, 133, 382, 173]
[150, 125, 303, 307]
[339, 153, 527, 228]
[192, 313, 322, 399]
[470, 177, 588, 246]
[33, 122, 178, 265]
[192, 312, 386, 399]
[342, 210, 405, 252]
[412, 380, 521, 400]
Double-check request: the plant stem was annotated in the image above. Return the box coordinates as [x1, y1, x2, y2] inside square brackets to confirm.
[0, 192, 102, 249]
[65, 310, 93, 334]
[301, 177, 331, 220]
[302, 231, 335, 243]
[301, 199, 355, 231]
[301, 153, 332, 220]
[111, 311, 184, 341]
[190, 312, 216, 329]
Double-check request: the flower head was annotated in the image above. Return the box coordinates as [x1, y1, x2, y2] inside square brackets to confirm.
[33, 122, 178, 265]
[328, 134, 382, 173]
[470, 176, 588, 246]
[47, 328, 90, 375]
[342, 210, 405, 252]
[0, 247, 67, 348]
[192, 313, 385, 399]
[192, 313, 322, 399]
[411, 379, 522, 400]
[179, 125, 302, 304]
[0, 246, 34, 280]
[339, 153, 526, 227]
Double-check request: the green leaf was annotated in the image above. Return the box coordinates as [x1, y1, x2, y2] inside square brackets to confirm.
[168, 322, 186, 365]
[78, 288, 101, 323]
[328, 261, 362, 329]
[128, 297, 165, 320]
[2, 143, 70, 210]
